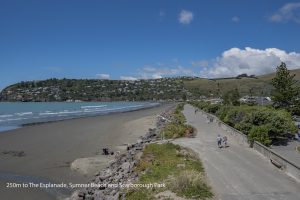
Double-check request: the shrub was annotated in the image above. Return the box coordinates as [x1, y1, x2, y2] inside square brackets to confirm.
[216, 105, 231, 121]
[163, 123, 187, 138]
[249, 125, 272, 146]
[206, 104, 221, 114]
[162, 103, 195, 139]
[126, 144, 213, 200]
[191, 102, 296, 145]
[170, 170, 213, 199]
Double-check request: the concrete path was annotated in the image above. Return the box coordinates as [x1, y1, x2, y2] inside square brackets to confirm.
[173, 104, 300, 200]
[271, 141, 300, 167]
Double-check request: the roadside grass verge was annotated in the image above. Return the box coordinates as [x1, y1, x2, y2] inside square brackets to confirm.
[125, 143, 213, 200]
[162, 103, 195, 139]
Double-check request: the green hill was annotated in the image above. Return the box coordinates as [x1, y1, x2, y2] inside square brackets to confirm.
[0, 78, 187, 102]
[2, 68, 300, 102]
[183, 68, 300, 97]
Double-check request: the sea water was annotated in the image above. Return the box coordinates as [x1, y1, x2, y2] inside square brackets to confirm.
[0, 102, 159, 132]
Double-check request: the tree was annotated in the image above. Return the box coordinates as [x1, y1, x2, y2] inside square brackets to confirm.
[248, 125, 272, 146]
[271, 62, 299, 109]
[217, 82, 221, 97]
[223, 88, 240, 106]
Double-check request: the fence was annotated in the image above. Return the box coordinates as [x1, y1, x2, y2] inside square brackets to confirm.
[253, 141, 300, 182]
[199, 109, 300, 182]
[201, 111, 250, 147]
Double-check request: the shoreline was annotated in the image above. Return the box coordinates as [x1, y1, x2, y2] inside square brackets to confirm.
[21, 103, 161, 127]
[69, 103, 176, 200]
[0, 103, 175, 200]
[0, 102, 161, 133]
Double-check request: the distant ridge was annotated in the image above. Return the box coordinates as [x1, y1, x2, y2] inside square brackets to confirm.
[183, 68, 300, 97]
[1, 68, 300, 101]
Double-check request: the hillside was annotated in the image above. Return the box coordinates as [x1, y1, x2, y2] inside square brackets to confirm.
[0, 78, 188, 102]
[184, 68, 300, 97]
[2, 68, 300, 102]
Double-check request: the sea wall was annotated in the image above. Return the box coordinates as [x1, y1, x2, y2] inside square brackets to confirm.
[201, 111, 250, 147]
[69, 105, 176, 200]
[253, 141, 300, 182]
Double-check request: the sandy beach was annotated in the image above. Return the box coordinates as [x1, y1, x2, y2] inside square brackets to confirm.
[0, 103, 174, 200]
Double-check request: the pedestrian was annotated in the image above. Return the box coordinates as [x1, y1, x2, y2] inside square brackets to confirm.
[217, 134, 222, 148]
[223, 136, 228, 147]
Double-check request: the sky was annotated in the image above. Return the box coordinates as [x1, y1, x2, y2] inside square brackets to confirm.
[1, 0, 300, 89]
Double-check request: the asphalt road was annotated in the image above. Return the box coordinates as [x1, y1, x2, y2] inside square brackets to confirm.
[173, 104, 300, 200]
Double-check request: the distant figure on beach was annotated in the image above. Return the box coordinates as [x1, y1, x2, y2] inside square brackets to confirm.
[223, 136, 228, 147]
[102, 148, 109, 155]
[217, 135, 222, 148]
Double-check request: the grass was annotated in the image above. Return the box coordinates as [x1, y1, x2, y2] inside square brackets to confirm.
[125, 143, 213, 200]
[183, 68, 300, 97]
[162, 103, 195, 139]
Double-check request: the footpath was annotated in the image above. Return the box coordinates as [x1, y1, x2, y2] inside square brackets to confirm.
[173, 104, 300, 200]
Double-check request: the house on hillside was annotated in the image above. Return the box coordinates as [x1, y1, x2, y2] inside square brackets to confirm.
[240, 96, 256, 104]
[240, 96, 272, 105]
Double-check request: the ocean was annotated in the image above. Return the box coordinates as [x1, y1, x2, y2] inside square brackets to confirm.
[0, 102, 159, 132]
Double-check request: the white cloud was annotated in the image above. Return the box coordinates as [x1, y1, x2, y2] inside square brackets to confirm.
[179, 10, 194, 24]
[231, 16, 240, 22]
[121, 65, 196, 81]
[200, 47, 300, 78]
[96, 73, 110, 79]
[269, 2, 300, 23]
[152, 74, 163, 79]
[138, 66, 196, 79]
[120, 47, 300, 80]
[120, 76, 138, 81]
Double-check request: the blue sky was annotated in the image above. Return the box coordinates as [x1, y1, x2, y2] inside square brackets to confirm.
[1, 0, 300, 89]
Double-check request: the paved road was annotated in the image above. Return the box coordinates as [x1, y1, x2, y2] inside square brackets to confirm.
[173, 105, 300, 200]
[271, 141, 300, 167]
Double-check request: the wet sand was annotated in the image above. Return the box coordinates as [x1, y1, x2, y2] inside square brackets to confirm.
[0, 103, 173, 200]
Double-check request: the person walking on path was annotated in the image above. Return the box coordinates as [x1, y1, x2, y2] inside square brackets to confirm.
[217, 134, 222, 148]
[223, 136, 228, 147]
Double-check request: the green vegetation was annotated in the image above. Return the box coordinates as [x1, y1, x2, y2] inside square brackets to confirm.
[271, 62, 300, 115]
[162, 103, 195, 139]
[3, 68, 300, 102]
[126, 143, 213, 200]
[183, 68, 300, 98]
[223, 88, 240, 106]
[190, 101, 221, 114]
[0, 78, 187, 101]
[191, 101, 296, 146]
